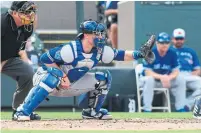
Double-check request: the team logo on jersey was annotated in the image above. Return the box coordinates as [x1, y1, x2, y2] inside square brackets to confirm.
[78, 69, 85, 72]
[180, 52, 193, 59]
[54, 51, 62, 60]
[153, 64, 170, 70]
[153, 64, 160, 69]
[185, 58, 193, 64]
[76, 59, 94, 69]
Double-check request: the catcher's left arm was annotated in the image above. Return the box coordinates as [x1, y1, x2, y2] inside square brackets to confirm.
[100, 35, 156, 64]
[123, 35, 156, 63]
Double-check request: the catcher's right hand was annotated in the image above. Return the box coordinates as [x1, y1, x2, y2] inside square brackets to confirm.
[139, 35, 156, 64]
[59, 75, 71, 89]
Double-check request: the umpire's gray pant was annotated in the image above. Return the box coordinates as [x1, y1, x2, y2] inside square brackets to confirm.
[142, 75, 186, 111]
[1, 57, 34, 110]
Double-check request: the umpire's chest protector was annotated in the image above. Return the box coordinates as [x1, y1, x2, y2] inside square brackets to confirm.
[101, 46, 115, 63]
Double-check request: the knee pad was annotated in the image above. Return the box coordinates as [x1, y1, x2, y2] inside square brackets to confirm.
[17, 67, 63, 115]
[78, 70, 112, 112]
[95, 70, 112, 91]
[38, 67, 63, 93]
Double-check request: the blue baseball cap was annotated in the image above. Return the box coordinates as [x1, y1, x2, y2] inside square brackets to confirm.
[157, 32, 171, 43]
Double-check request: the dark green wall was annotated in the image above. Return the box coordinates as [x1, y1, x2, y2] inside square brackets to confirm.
[135, 2, 201, 63]
[1, 68, 136, 108]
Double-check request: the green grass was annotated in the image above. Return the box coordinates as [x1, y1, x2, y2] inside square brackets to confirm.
[1, 110, 194, 120]
[1, 110, 199, 133]
[1, 130, 201, 133]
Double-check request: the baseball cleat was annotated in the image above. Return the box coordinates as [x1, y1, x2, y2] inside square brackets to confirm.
[82, 108, 112, 120]
[12, 111, 41, 121]
[176, 108, 188, 112]
[13, 111, 30, 121]
[30, 112, 41, 120]
[193, 97, 201, 119]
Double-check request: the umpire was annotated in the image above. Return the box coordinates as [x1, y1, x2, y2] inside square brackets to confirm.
[1, 1, 40, 120]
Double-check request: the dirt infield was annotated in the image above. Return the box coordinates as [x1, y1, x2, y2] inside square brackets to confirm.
[1, 118, 201, 130]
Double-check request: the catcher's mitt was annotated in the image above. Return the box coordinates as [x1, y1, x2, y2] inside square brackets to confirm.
[139, 35, 156, 64]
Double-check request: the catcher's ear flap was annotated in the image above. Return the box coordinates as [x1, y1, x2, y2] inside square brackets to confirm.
[145, 51, 155, 64]
[80, 22, 84, 32]
[76, 33, 84, 40]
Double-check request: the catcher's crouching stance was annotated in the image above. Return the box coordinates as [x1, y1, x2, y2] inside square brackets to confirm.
[14, 20, 155, 121]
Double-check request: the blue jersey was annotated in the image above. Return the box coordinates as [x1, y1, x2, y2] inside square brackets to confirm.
[105, 1, 119, 10]
[173, 46, 201, 72]
[40, 40, 125, 82]
[143, 47, 179, 75]
[97, 1, 105, 7]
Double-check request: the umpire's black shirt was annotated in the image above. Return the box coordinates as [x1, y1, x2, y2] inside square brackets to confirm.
[1, 12, 33, 62]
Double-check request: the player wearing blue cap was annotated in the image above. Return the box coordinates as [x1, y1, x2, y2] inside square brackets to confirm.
[171, 28, 201, 118]
[13, 20, 155, 121]
[142, 32, 187, 112]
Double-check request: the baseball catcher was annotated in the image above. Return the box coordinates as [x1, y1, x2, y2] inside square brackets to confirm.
[14, 20, 155, 121]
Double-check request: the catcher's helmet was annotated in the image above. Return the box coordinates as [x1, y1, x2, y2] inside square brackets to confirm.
[157, 32, 170, 43]
[77, 20, 106, 39]
[77, 20, 107, 48]
[80, 20, 98, 34]
[80, 20, 106, 34]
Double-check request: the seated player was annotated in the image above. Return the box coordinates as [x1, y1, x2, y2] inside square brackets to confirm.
[172, 28, 201, 111]
[142, 32, 187, 112]
[14, 20, 155, 121]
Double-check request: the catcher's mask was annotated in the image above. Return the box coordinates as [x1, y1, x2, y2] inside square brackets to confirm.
[10, 1, 37, 32]
[77, 19, 107, 48]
